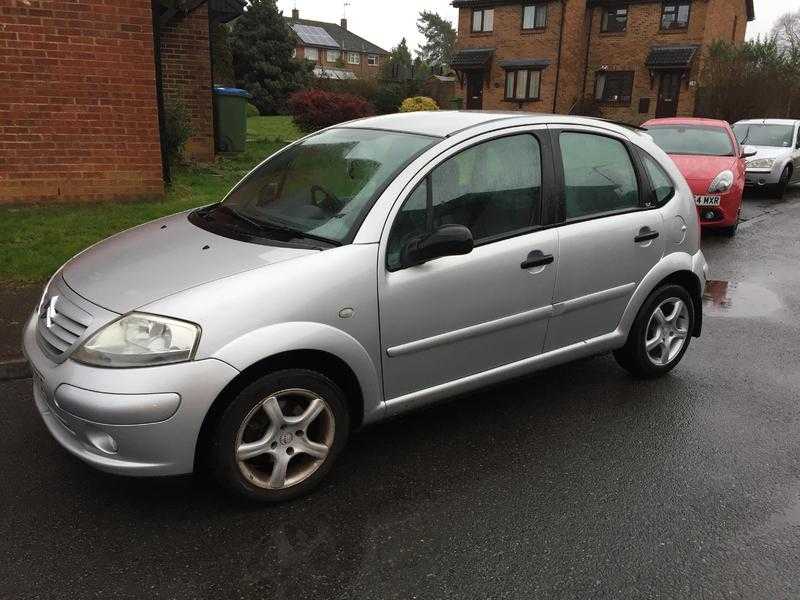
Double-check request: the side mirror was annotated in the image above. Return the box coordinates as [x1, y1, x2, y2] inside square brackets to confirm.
[741, 145, 757, 159]
[401, 224, 474, 268]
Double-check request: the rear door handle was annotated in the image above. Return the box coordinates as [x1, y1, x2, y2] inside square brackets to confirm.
[634, 229, 659, 243]
[521, 250, 554, 270]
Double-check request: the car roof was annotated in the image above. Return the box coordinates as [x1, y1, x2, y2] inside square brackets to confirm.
[644, 117, 731, 129]
[734, 118, 799, 126]
[337, 111, 642, 139]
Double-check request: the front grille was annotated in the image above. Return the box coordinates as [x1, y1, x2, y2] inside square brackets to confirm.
[36, 281, 93, 359]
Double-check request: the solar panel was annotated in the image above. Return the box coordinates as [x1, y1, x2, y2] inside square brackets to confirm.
[292, 24, 340, 49]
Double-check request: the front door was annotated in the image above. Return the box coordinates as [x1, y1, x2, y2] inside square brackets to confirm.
[656, 71, 682, 118]
[379, 130, 556, 403]
[545, 127, 664, 351]
[466, 72, 484, 109]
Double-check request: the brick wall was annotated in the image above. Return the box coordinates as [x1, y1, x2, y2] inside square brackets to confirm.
[159, 4, 214, 163]
[0, 0, 164, 204]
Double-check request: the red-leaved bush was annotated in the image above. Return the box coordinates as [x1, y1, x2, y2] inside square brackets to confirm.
[288, 89, 375, 132]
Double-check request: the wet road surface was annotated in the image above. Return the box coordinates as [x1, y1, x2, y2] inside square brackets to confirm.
[2, 189, 800, 599]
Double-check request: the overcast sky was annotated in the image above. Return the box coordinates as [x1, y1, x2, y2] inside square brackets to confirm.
[277, 0, 799, 53]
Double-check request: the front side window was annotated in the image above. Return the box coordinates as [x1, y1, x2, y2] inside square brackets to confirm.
[661, 1, 690, 30]
[326, 49, 341, 63]
[221, 128, 436, 245]
[504, 69, 542, 101]
[601, 6, 628, 32]
[367, 54, 378, 66]
[647, 125, 735, 157]
[733, 123, 796, 148]
[559, 132, 639, 220]
[348, 52, 361, 65]
[595, 71, 634, 104]
[387, 134, 543, 269]
[641, 153, 675, 207]
[304, 47, 319, 61]
[523, 4, 547, 29]
[472, 8, 494, 32]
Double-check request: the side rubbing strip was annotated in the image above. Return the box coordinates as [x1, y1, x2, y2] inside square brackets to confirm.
[386, 305, 553, 358]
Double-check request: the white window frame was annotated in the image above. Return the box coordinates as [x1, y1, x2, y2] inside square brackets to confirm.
[348, 52, 361, 65]
[522, 4, 547, 30]
[472, 8, 494, 32]
[327, 49, 341, 63]
[304, 47, 319, 61]
[367, 54, 378, 66]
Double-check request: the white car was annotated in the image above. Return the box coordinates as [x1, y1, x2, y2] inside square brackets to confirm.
[733, 119, 800, 197]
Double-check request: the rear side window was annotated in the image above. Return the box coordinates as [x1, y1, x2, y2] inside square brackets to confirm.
[559, 132, 639, 220]
[641, 153, 675, 207]
[387, 134, 542, 270]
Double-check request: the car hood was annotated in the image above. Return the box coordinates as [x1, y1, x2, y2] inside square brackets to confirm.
[668, 155, 738, 183]
[745, 146, 792, 160]
[62, 211, 316, 313]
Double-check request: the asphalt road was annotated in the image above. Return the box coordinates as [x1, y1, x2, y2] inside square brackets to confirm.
[2, 189, 800, 599]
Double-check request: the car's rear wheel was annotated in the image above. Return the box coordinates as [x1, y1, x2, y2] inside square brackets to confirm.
[614, 284, 695, 379]
[210, 369, 350, 502]
[773, 166, 790, 199]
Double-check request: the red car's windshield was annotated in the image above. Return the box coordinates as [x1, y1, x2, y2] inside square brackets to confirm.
[646, 125, 735, 157]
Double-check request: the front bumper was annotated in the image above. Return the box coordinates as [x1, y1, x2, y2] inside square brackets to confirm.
[745, 162, 785, 187]
[692, 189, 743, 229]
[23, 313, 239, 476]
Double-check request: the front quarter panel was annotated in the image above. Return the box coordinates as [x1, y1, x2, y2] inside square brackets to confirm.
[140, 243, 385, 424]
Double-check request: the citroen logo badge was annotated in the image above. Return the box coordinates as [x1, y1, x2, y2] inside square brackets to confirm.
[45, 296, 59, 329]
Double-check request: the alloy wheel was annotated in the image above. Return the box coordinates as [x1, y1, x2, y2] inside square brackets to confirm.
[645, 297, 690, 366]
[235, 388, 335, 490]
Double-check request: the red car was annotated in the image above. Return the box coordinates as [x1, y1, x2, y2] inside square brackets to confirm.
[643, 117, 753, 237]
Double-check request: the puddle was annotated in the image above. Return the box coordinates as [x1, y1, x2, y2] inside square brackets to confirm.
[703, 280, 784, 318]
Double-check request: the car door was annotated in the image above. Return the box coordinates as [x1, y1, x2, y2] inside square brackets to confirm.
[378, 129, 558, 403]
[545, 126, 665, 352]
[793, 123, 800, 180]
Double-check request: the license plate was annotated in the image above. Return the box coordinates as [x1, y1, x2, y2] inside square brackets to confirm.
[695, 195, 721, 207]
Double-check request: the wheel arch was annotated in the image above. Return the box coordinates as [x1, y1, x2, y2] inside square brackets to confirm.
[654, 270, 703, 337]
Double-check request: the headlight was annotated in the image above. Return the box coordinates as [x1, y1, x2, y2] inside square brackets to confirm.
[708, 170, 734, 194]
[746, 158, 775, 169]
[73, 313, 200, 368]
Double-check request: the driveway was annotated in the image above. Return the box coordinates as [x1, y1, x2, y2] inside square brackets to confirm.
[2, 189, 800, 599]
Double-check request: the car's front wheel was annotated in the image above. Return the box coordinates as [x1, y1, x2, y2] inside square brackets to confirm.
[614, 284, 695, 379]
[210, 369, 350, 502]
[773, 166, 791, 199]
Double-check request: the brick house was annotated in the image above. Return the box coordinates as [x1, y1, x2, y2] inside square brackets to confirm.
[0, 0, 243, 204]
[285, 9, 388, 80]
[450, 0, 754, 123]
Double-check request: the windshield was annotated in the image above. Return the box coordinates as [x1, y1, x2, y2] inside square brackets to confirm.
[733, 123, 795, 148]
[646, 125, 735, 157]
[221, 128, 436, 244]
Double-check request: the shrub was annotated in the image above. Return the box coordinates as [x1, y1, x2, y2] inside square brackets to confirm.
[288, 89, 375, 132]
[312, 78, 380, 104]
[399, 96, 439, 112]
[373, 83, 406, 114]
[163, 98, 194, 167]
[245, 102, 260, 118]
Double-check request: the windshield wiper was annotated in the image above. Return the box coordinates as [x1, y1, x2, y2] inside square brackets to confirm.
[217, 205, 341, 247]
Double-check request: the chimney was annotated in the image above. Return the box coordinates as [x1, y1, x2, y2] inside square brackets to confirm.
[340, 18, 348, 30]
[292, 8, 299, 20]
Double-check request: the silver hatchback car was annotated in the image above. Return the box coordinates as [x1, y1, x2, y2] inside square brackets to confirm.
[23, 112, 708, 502]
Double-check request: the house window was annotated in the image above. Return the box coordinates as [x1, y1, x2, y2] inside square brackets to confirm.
[327, 49, 341, 63]
[504, 69, 542, 101]
[304, 47, 319, 61]
[472, 8, 494, 32]
[348, 52, 361, 64]
[522, 4, 547, 30]
[661, 1, 690, 30]
[601, 7, 628, 32]
[595, 71, 634, 104]
[367, 54, 378, 66]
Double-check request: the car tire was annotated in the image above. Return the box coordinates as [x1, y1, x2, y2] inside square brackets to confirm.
[721, 209, 740, 237]
[210, 369, 350, 503]
[613, 284, 695, 379]
[773, 166, 790, 199]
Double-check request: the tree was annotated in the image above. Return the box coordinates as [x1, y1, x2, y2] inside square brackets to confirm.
[771, 9, 800, 52]
[230, 0, 313, 115]
[211, 22, 235, 86]
[381, 37, 414, 81]
[416, 11, 457, 71]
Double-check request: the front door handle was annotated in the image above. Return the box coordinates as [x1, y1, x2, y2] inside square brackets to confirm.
[521, 250, 554, 270]
[634, 228, 659, 243]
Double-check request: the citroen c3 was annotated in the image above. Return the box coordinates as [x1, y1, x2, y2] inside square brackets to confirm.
[23, 112, 708, 502]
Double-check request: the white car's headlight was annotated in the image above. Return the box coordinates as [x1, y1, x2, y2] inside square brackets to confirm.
[708, 170, 734, 194]
[73, 313, 200, 368]
[747, 158, 775, 169]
